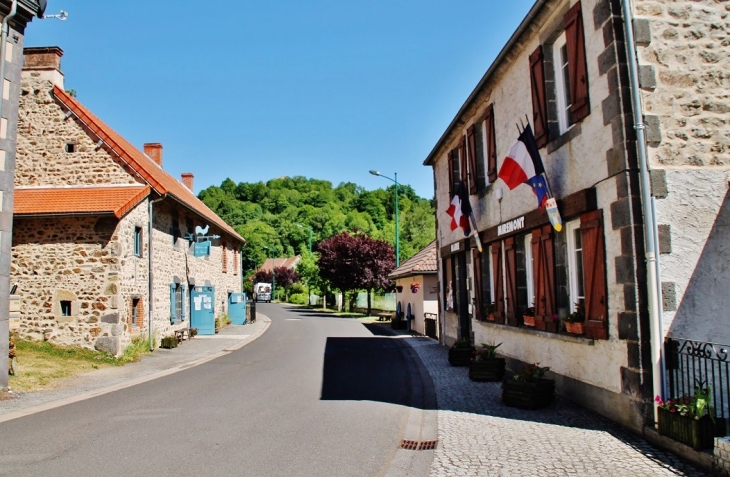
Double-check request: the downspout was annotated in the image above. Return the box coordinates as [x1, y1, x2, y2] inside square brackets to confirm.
[148, 196, 164, 351]
[0, 0, 18, 128]
[620, 0, 666, 420]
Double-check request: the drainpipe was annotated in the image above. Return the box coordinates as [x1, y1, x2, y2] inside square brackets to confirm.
[620, 0, 666, 419]
[0, 0, 18, 127]
[148, 196, 164, 351]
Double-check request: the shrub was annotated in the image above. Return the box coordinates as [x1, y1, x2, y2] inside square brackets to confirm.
[288, 293, 308, 305]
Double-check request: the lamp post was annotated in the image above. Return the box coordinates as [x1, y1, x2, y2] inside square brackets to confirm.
[263, 246, 276, 302]
[296, 224, 313, 306]
[369, 170, 399, 266]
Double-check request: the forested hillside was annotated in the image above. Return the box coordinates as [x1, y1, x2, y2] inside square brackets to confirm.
[198, 176, 435, 273]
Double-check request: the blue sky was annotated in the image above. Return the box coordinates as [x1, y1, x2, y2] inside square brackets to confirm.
[27, 1, 535, 199]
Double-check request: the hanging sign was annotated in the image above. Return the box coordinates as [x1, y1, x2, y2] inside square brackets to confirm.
[545, 198, 563, 232]
[194, 240, 211, 257]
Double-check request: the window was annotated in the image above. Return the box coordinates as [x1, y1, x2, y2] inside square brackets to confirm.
[170, 283, 186, 323]
[171, 218, 181, 245]
[186, 217, 194, 238]
[65, 143, 75, 153]
[553, 34, 572, 134]
[222, 240, 228, 273]
[448, 145, 464, 199]
[134, 226, 142, 257]
[233, 248, 239, 276]
[131, 298, 142, 327]
[524, 234, 535, 308]
[483, 104, 498, 185]
[60, 300, 71, 316]
[566, 219, 585, 312]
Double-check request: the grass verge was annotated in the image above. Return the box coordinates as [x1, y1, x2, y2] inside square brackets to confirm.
[8, 336, 151, 393]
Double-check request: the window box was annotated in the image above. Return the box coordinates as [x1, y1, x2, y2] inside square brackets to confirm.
[657, 407, 715, 451]
[565, 321, 585, 335]
[523, 315, 536, 327]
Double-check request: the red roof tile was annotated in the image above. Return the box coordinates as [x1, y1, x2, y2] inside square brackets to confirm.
[388, 241, 437, 279]
[260, 256, 301, 272]
[52, 86, 244, 244]
[14, 186, 149, 218]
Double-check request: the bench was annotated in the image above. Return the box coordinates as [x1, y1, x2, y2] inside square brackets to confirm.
[174, 328, 191, 343]
[377, 312, 392, 322]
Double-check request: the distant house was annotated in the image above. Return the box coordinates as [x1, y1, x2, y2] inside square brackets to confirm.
[388, 241, 438, 339]
[11, 47, 246, 354]
[259, 256, 302, 274]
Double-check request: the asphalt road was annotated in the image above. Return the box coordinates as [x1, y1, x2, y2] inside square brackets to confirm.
[0, 304, 437, 477]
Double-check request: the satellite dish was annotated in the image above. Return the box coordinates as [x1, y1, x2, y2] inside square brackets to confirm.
[37, 0, 47, 17]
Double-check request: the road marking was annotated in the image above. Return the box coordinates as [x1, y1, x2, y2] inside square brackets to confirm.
[195, 334, 251, 339]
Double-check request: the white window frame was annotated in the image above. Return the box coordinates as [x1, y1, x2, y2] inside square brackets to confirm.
[566, 219, 585, 313]
[488, 245, 495, 307]
[524, 234, 535, 308]
[481, 120, 490, 186]
[553, 33, 572, 134]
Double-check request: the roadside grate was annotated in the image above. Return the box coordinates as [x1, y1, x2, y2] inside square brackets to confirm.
[400, 439, 438, 451]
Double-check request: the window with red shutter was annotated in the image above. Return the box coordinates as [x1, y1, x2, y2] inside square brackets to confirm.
[504, 237, 518, 326]
[564, 1, 589, 124]
[532, 225, 556, 318]
[448, 148, 460, 199]
[467, 127, 477, 195]
[472, 248, 482, 319]
[459, 138, 467, 183]
[484, 104, 497, 184]
[529, 45, 549, 148]
[580, 210, 608, 339]
[491, 242, 504, 322]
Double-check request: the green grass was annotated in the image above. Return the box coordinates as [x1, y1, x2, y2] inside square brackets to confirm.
[9, 336, 152, 392]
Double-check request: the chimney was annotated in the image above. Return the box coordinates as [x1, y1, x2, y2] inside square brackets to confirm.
[22, 47, 65, 89]
[144, 143, 163, 166]
[181, 173, 194, 192]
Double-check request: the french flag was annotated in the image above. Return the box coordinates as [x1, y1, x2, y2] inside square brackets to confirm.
[446, 181, 471, 235]
[498, 125, 549, 208]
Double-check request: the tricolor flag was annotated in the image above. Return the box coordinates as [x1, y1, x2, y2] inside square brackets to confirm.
[498, 124, 549, 208]
[446, 181, 471, 235]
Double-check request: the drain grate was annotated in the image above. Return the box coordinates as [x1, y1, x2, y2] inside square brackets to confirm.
[400, 439, 438, 451]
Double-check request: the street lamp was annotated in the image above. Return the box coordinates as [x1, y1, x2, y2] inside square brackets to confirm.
[263, 246, 276, 302]
[296, 224, 314, 306]
[369, 170, 399, 267]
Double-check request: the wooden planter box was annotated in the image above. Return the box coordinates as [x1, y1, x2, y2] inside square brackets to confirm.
[448, 346, 475, 366]
[502, 379, 555, 409]
[487, 313, 506, 325]
[469, 358, 506, 382]
[657, 407, 716, 451]
[523, 315, 536, 327]
[564, 321, 585, 335]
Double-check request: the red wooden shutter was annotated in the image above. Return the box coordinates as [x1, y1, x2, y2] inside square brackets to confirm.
[564, 1, 589, 123]
[459, 138, 467, 183]
[529, 45, 549, 148]
[448, 149, 455, 199]
[467, 127, 477, 194]
[581, 210, 608, 339]
[485, 104, 497, 183]
[491, 242, 504, 320]
[532, 225, 556, 318]
[504, 237, 518, 325]
[472, 248, 482, 319]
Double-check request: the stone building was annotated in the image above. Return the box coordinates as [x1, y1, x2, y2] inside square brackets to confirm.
[0, 0, 46, 389]
[424, 0, 728, 436]
[11, 47, 245, 355]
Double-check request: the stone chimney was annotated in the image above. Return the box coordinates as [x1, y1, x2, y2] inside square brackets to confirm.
[181, 173, 194, 192]
[144, 143, 163, 166]
[22, 47, 65, 89]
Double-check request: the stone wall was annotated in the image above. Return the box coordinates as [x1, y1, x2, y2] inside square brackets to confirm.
[634, 0, 730, 345]
[717, 437, 730, 477]
[17, 77, 137, 187]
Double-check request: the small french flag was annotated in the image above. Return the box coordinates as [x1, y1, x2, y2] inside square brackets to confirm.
[498, 125, 548, 208]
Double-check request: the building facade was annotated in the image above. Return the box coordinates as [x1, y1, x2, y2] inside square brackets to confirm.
[388, 241, 438, 339]
[424, 0, 728, 434]
[11, 47, 245, 355]
[0, 0, 46, 389]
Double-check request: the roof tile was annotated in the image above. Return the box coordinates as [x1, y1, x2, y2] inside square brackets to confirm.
[14, 186, 149, 218]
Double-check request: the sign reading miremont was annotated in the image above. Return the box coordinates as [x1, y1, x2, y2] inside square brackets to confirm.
[497, 216, 525, 237]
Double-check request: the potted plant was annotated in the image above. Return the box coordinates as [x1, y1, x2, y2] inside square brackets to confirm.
[523, 307, 536, 327]
[482, 303, 496, 322]
[395, 285, 403, 293]
[469, 342, 506, 381]
[448, 337, 475, 366]
[502, 363, 555, 409]
[562, 302, 585, 334]
[160, 335, 178, 349]
[656, 383, 721, 451]
[410, 282, 421, 293]
[189, 327, 198, 338]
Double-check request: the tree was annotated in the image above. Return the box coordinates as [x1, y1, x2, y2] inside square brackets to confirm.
[353, 234, 396, 316]
[253, 270, 273, 284]
[274, 266, 300, 300]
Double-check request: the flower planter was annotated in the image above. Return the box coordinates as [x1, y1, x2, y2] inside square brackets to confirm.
[469, 358, 506, 382]
[448, 346, 475, 366]
[523, 315, 536, 327]
[657, 407, 715, 451]
[564, 321, 585, 335]
[502, 379, 555, 409]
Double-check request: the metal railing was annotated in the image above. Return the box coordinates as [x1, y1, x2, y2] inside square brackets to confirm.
[665, 337, 729, 435]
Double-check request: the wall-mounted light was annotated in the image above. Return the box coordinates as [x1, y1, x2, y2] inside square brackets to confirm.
[496, 187, 504, 201]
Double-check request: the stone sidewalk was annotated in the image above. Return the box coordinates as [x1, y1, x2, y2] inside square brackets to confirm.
[0, 316, 271, 422]
[400, 334, 709, 477]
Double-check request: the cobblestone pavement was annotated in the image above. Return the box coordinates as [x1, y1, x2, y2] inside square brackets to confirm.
[403, 336, 709, 477]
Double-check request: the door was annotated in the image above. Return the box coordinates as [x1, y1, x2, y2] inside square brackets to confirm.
[191, 286, 215, 335]
[229, 292, 246, 325]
